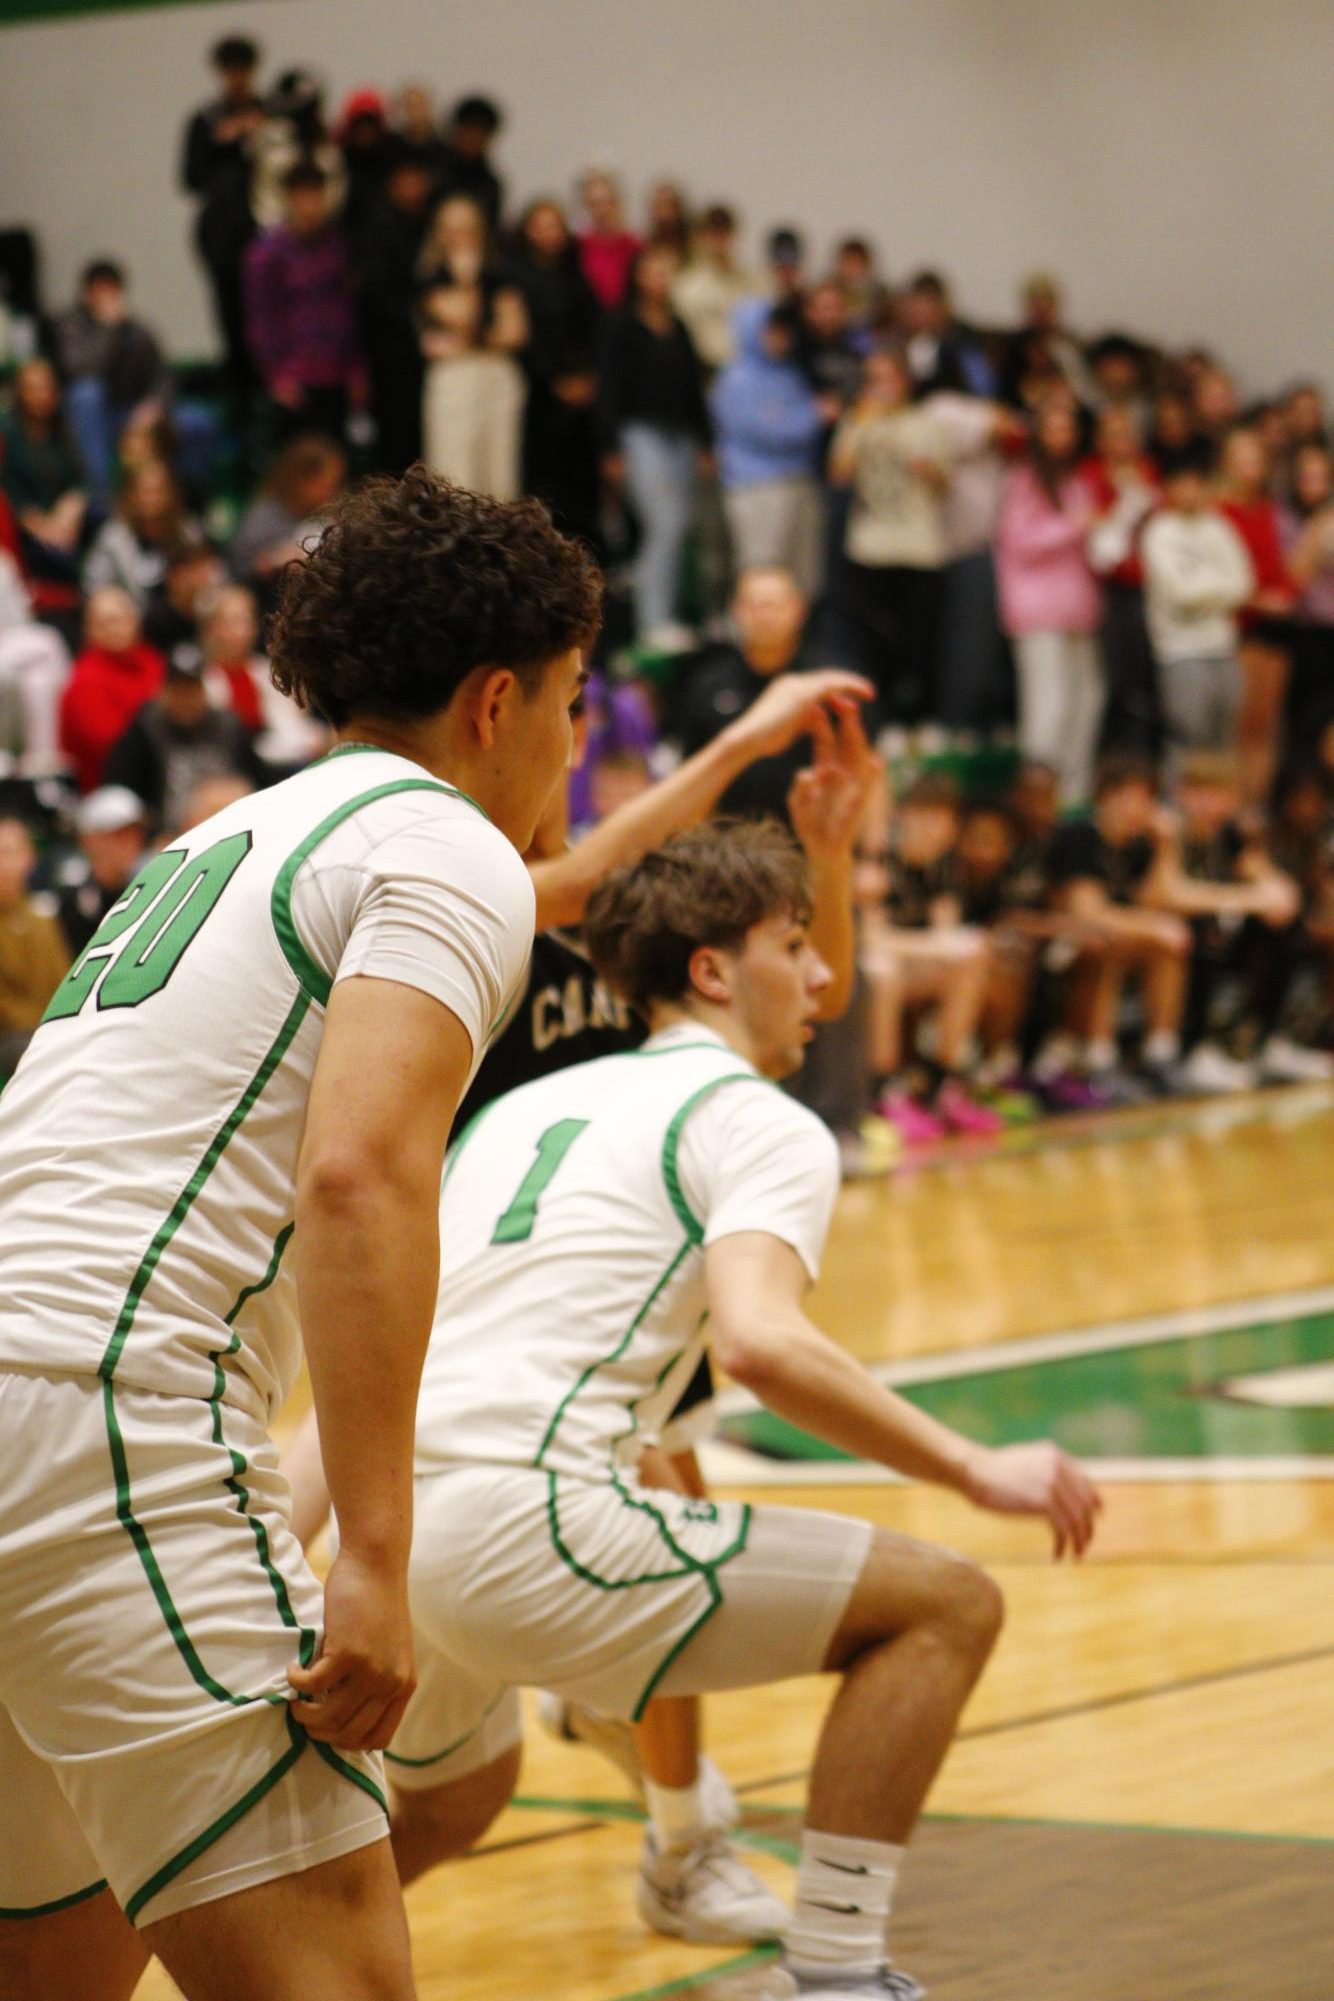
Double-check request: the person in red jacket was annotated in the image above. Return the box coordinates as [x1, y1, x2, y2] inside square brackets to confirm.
[1216, 425, 1298, 803]
[58, 586, 165, 792]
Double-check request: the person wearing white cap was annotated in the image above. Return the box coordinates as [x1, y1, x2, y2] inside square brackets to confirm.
[54, 787, 149, 955]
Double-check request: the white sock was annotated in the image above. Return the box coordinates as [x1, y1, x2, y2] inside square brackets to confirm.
[1084, 1036, 1117, 1074]
[786, 1827, 903, 1981]
[1033, 1034, 1074, 1081]
[643, 1774, 707, 1856]
[1143, 1030, 1180, 1064]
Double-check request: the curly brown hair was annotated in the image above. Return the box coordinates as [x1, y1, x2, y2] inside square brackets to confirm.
[584, 820, 812, 1017]
[269, 468, 603, 726]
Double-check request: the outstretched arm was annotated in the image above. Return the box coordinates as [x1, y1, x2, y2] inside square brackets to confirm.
[529, 667, 873, 929]
[706, 1232, 1103, 1558]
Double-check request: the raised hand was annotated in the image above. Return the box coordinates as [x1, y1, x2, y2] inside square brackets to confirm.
[723, 668, 874, 764]
[788, 700, 882, 861]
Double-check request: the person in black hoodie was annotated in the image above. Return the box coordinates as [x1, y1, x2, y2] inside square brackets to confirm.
[179, 36, 263, 411]
[351, 140, 437, 471]
[510, 199, 602, 543]
[436, 94, 506, 231]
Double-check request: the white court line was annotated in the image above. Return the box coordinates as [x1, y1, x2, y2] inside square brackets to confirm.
[699, 1445, 1334, 1488]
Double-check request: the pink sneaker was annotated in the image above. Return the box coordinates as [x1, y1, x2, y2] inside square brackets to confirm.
[876, 1090, 947, 1145]
[935, 1078, 1006, 1137]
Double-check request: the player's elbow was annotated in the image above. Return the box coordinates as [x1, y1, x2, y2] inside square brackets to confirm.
[709, 1321, 785, 1396]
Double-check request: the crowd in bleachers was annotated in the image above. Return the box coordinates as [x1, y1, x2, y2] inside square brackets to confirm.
[2, 30, 1334, 1138]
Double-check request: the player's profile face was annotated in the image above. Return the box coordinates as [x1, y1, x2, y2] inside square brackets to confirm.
[493, 646, 588, 851]
[732, 911, 831, 1079]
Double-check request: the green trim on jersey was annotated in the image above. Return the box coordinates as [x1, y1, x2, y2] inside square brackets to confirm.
[270, 777, 462, 1006]
[0, 1877, 109, 1920]
[100, 995, 312, 1710]
[211, 1222, 314, 1668]
[317, 743, 490, 826]
[384, 1687, 511, 1769]
[311, 1740, 389, 1813]
[98, 991, 312, 1384]
[531, 1065, 758, 1661]
[123, 1712, 308, 1926]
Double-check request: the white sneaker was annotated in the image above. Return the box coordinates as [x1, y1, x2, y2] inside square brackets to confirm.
[698, 1753, 741, 1833]
[1257, 1036, 1334, 1084]
[535, 1692, 643, 1798]
[636, 1830, 790, 1944]
[748, 1967, 925, 1999]
[1179, 1042, 1258, 1095]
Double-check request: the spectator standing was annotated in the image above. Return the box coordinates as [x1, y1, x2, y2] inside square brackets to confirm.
[244, 162, 366, 443]
[1141, 443, 1253, 766]
[800, 283, 867, 414]
[576, 170, 642, 311]
[899, 271, 996, 398]
[1284, 444, 1334, 730]
[1216, 425, 1299, 803]
[511, 200, 602, 542]
[599, 246, 712, 646]
[436, 95, 506, 231]
[58, 587, 165, 792]
[672, 205, 757, 375]
[995, 397, 1104, 801]
[335, 88, 391, 231]
[247, 69, 346, 234]
[52, 784, 148, 957]
[392, 83, 450, 185]
[352, 140, 437, 472]
[764, 226, 807, 306]
[828, 346, 952, 721]
[1003, 273, 1095, 407]
[0, 815, 69, 1077]
[83, 460, 193, 609]
[832, 237, 892, 346]
[103, 653, 264, 836]
[929, 391, 1021, 737]
[710, 300, 827, 600]
[645, 181, 691, 260]
[179, 34, 263, 411]
[418, 197, 529, 500]
[1085, 402, 1162, 754]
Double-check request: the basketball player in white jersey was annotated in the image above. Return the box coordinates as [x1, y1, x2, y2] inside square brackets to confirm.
[0, 471, 600, 2001]
[377, 821, 1102, 1998]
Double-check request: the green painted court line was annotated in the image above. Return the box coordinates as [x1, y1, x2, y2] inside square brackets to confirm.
[719, 1309, 1334, 1466]
[512, 1791, 646, 1822]
[609, 1946, 776, 2001]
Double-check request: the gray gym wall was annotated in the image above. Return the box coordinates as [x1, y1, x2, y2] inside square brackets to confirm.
[2, 0, 1331, 391]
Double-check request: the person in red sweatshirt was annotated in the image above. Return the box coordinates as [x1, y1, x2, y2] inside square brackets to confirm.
[1216, 425, 1298, 803]
[59, 586, 165, 791]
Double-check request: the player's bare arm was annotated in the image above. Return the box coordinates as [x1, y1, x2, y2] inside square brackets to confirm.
[529, 668, 872, 930]
[287, 976, 477, 1751]
[706, 1231, 1103, 1559]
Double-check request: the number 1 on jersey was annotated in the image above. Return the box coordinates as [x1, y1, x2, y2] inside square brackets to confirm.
[491, 1117, 589, 1245]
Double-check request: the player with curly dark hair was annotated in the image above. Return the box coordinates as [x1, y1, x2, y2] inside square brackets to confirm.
[0, 469, 598, 2000]
[270, 467, 602, 729]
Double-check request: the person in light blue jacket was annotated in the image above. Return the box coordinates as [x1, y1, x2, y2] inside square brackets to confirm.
[711, 298, 829, 599]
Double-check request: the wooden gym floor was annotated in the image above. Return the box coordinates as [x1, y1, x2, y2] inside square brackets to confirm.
[135, 1085, 1334, 2001]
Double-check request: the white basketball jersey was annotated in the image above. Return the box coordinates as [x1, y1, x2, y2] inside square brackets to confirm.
[0, 745, 534, 1422]
[414, 1023, 840, 1484]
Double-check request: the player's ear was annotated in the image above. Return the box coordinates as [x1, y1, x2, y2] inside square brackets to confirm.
[467, 665, 520, 749]
[688, 943, 733, 1005]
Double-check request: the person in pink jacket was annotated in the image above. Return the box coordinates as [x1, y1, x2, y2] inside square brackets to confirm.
[996, 396, 1105, 802]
